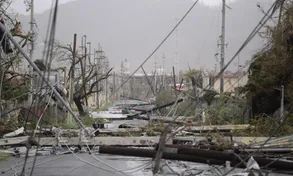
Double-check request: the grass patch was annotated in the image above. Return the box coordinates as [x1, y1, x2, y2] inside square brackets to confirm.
[233, 115, 293, 137]
[94, 101, 114, 112]
[0, 152, 9, 161]
[81, 116, 110, 126]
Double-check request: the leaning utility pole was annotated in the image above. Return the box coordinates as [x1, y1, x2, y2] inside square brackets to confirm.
[220, 0, 226, 93]
[28, 0, 34, 103]
[67, 33, 77, 124]
[0, 22, 88, 132]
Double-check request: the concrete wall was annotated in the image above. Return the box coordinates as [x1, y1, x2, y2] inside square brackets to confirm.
[202, 73, 248, 93]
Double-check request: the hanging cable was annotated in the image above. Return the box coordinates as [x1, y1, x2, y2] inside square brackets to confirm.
[107, 0, 200, 101]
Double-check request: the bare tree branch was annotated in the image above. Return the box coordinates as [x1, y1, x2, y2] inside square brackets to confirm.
[80, 68, 113, 99]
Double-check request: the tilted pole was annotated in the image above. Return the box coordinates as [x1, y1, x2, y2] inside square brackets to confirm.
[0, 23, 88, 133]
[28, 0, 34, 103]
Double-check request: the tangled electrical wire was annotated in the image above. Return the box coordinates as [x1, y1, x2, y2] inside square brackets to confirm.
[0, 0, 290, 176]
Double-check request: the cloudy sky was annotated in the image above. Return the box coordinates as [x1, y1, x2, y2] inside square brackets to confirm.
[11, 0, 237, 14]
[10, 0, 271, 74]
[11, 0, 76, 14]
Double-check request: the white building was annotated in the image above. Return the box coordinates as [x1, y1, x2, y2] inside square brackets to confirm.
[202, 72, 248, 94]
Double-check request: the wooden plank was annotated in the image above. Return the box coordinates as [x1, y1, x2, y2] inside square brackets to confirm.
[0, 136, 29, 146]
[40, 136, 172, 146]
[188, 124, 250, 131]
[27, 128, 142, 135]
[175, 136, 271, 145]
[0, 136, 278, 146]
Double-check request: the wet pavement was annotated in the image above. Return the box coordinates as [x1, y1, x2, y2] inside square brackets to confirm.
[0, 153, 153, 176]
[0, 152, 291, 176]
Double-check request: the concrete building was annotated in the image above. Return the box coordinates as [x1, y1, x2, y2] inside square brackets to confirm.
[202, 72, 248, 94]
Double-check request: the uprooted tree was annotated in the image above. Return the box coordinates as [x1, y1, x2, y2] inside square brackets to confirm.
[53, 42, 113, 116]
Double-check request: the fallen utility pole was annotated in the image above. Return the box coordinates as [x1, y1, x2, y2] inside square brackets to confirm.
[160, 145, 293, 171]
[99, 146, 293, 171]
[230, 147, 293, 154]
[0, 23, 88, 134]
[100, 145, 225, 166]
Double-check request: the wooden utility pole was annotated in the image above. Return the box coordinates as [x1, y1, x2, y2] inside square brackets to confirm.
[220, 0, 226, 93]
[96, 46, 103, 108]
[113, 71, 116, 101]
[67, 33, 77, 124]
[28, 0, 34, 103]
[83, 35, 87, 73]
[175, 18, 180, 83]
[173, 66, 177, 97]
[162, 53, 165, 89]
[153, 129, 169, 174]
[80, 35, 88, 107]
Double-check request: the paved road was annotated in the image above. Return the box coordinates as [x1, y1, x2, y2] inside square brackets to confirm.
[0, 153, 291, 176]
[0, 153, 153, 176]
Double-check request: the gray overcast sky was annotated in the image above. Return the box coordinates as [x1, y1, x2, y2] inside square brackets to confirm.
[11, 0, 76, 14]
[11, 0, 237, 14]
[12, 0, 270, 74]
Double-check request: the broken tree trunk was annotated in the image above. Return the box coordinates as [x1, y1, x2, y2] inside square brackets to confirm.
[73, 96, 86, 116]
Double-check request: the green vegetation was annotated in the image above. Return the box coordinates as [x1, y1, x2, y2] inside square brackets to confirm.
[233, 115, 293, 137]
[80, 116, 109, 126]
[0, 152, 9, 161]
[243, 2, 293, 117]
[204, 94, 246, 125]
[57, 116, 109, 129]
[140, 120, 165, 136]
[95, 101, 114, 111]
[153, 2, 293, 137]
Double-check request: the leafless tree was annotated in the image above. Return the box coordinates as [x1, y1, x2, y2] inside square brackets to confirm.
[53, 42, 113, 116]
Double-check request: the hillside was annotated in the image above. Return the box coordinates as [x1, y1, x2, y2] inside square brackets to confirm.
[18, 0, 272, 73]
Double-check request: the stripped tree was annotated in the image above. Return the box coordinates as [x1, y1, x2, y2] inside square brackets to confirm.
[53, 42, 113, 116]
[0, 1, 33, 108]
